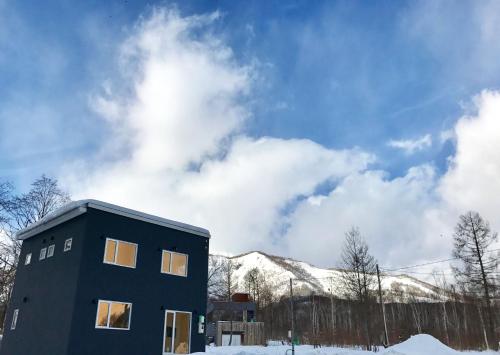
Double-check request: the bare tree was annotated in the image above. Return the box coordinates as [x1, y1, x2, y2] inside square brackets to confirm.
[0, 181, 15, 323]
[220, 258, 239, 345]
[220, 258, 239, 301]
[7, 175, 70, 231]
[207, 255, 225, 299]
[0, 182, 12, 224]
[0, 175, 70, 325]
[451, 211, 498, 349]
[340, 227, 377, 350]
[244, 268, 261, 304]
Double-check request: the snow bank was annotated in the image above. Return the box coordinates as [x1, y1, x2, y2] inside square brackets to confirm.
[384, 334, 498, 355]
[193, 334, 499, 355]
[382, 334, 458, 355]
[195, 345, 368, 355]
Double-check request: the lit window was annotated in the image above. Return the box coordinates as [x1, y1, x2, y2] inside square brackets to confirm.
[47, 245, 55, 258]
[39, 248, 47, 261]
[103, 238, 137, 268]
[64, 238, 72, 252]
[95, 300, 132, 330]
[161, 251, 188, 277]
[11, 309, 19, 330]
[25, 253, 32, 265]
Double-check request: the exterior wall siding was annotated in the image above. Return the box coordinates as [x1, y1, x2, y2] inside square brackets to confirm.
[0, 214, 87, 355]
[68, 208, 209, 354]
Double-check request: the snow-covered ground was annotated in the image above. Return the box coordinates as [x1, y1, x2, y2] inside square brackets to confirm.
[194, 335, 499, 355]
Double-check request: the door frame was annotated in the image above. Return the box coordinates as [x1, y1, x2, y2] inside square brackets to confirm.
[162, 309, 192, 354]
[221, 331, 244, 346]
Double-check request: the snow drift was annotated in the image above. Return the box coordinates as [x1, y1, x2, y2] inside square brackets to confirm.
[194, 334, 498, 355]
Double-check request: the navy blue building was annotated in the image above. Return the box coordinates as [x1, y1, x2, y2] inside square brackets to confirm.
[0, 200, 210, 355]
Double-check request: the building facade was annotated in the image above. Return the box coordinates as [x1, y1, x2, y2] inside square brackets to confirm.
[207, 293, 264, 346]
[0, 200, 210, 355]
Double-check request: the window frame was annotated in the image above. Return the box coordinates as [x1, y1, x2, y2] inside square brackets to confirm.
[94, 299, 132, 331]
[39, 247, 47, 261]
[47, 244, 55, 258]
[11, 309, 19, 330]
[25, 253, 32, 265]
[103, 238, 138, 269]
[162, 309, 192, 354]
[63, 238, 72, 252]
[161, 250, 188, 277]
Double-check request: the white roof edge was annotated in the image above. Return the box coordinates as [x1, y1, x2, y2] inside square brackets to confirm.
[16, 199, 211, 240]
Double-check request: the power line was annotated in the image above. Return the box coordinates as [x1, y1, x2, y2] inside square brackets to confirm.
[381, 248, 500, 272]
[382, 257, 458, 272]
[384, 271, 441, 277]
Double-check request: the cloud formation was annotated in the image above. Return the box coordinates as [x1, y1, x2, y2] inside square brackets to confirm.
[62, 8, 373, 257]
[439, 91, 500, 225]
[285, 90, 500, 269]
[387, 134, 432, 154]
[62, 8, 500, 269]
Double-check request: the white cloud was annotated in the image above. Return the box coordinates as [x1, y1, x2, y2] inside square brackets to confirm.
[387, 134, 432, 154]
[284, 90, 500, 268]
[88, 9, 251, 172]
[61, 8, 373, 256]
[61, 8, 500, 270]
[283, 165, 453, 269]
[439, 91, 500, 237]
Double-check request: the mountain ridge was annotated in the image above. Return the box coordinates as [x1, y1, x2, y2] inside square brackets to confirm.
[212, 251, 445, 302]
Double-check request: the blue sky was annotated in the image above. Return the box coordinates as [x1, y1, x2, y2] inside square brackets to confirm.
[1, 0, 476, 183]
[1, 0, 500, 267]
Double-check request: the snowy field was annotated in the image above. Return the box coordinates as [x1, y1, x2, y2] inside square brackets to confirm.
[194, 335, 499, 355]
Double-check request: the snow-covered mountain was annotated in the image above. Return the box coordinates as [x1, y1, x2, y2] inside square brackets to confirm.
[213, 251, 445, 302]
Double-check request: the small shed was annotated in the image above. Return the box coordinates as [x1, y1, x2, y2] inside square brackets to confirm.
[207, 293, 265, 346]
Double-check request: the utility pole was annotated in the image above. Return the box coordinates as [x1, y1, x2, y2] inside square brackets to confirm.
[289, 278, 295, 355]
[376, 264, 389, 347]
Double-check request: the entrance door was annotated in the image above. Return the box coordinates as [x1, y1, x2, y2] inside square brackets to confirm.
[163, 310, 192, 354]
[221, 333, 242, 346]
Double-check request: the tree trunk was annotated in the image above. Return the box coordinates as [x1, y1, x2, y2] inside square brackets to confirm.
[442, 302, 449, 345]
[471, 222, 494, 348]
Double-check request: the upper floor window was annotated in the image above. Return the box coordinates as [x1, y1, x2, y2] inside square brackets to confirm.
[95, 300, 132, 330]
[25, 253, 32, 265]
[11, 309, 19, 330]
[161, 251, 188, 277]
[64, 238, 72, 252]
[39, 247, 47, 261]
[104, 238, 137, 268]
[47, 245, 55, 258]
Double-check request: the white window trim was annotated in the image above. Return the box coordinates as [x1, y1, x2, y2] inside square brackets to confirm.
[94, 299, 132, 331]
[25, 253, 32, 265]
[161, 250, 188, 277]
[11, 309, 19, 330]
[39, 247, 47, 261]
[47, 244, 55, 258]
[103, 238, 138, 269]
[64, 238, 72, 252]
[162, 310, 192, 354]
